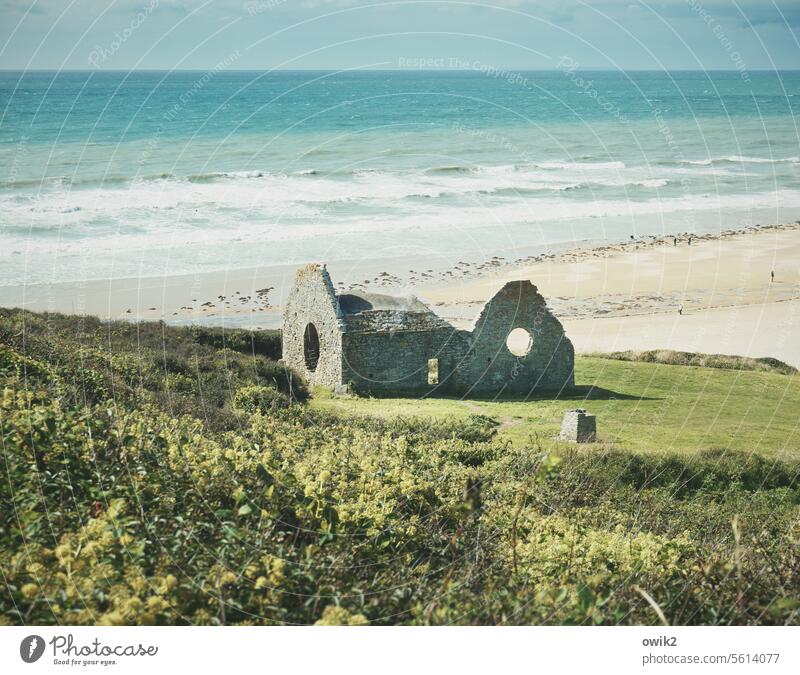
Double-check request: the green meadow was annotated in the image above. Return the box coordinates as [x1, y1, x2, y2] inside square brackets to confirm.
[313, 355, 800, 458]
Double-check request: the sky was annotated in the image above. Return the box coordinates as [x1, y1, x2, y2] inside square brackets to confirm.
[0, 0, 798, 71]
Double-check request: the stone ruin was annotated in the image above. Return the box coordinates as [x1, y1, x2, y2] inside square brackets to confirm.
[281, 263, 575, 395]
[559, 409, 597, 443]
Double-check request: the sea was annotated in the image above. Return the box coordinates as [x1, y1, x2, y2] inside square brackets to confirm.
[1, 69, 799, 288]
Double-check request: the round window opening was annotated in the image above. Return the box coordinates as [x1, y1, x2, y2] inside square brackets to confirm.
[303, 323, 320, 371]
[506, 327, 533, 357]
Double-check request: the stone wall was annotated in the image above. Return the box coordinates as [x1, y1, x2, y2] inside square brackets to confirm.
[459, 280, 574, 394]
[342, 324, 469, 393]
[281, 264, 345, 389]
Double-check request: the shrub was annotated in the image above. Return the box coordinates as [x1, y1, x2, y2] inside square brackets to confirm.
[233, 385, 291, 414]
[593, 349, 797, 375]
[0, 308, 306, 430]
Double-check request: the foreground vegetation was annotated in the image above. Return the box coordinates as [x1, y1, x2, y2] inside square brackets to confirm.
[1, 309, 798, 625]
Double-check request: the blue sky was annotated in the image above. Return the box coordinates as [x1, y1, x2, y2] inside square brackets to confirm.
[0, 0, 797, 71]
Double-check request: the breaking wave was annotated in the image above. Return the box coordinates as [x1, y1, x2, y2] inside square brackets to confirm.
[681, 155, 800, 165]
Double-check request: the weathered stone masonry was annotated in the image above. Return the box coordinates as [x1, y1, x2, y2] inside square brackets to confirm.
[282, 263, 574, 395]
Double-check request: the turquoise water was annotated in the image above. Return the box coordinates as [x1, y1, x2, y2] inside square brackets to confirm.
[1, 70, 799, 285]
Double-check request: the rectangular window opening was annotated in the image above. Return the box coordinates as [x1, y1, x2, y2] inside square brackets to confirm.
[427, 358, 439, 385]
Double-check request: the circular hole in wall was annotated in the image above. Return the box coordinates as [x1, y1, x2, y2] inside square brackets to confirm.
[304, 323, 320, 371]
[506, 327, 533, 356]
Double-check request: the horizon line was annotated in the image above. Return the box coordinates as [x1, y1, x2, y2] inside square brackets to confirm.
[2, 67, 799, 73]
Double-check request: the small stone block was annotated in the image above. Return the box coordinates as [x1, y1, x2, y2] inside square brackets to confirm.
[560, 408, 596, 443]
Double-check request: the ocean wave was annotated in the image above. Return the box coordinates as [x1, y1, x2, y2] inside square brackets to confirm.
[5, 185, 800, 292]
[300, 161, 628, 178]
[0, 159, 684, 193]
[422, 160, 627, 173]
[0, 167, 679, 227]
[633, 178, 669, 188]
[0, 177, 55, 190]
[187, 170, 266, 183]
[534, 160, 626, 170]
[0, 172, 177, 190]
[6, 189, 799, 267]
[681, 156, 800, 165]
[425, 166, 477, 175]
[483, 178, 669, 197]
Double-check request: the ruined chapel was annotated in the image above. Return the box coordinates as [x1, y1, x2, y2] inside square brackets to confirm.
[282, 264, 574, 395]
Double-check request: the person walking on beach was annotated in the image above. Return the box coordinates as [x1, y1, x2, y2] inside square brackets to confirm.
[688, 236, 692, 246]
[678, 304, 683, 316]
[673, 237, 677, 246]
[771, 270, 775, 283]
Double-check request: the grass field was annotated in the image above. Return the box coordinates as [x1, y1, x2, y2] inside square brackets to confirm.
[313, 356, 800, 458]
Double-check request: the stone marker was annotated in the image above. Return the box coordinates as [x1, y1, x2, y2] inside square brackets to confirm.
[560, 408, 596, 443]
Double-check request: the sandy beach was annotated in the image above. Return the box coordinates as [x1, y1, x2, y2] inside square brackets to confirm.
[2, 222, 799, 366]
[421, 222, 800, 366]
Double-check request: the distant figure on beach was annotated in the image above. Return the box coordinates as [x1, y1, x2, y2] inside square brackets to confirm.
[688, 236, 692, 246]
[673, 237, 677, 246]
[678, 304, 683, 316]
[771, 270, 775, 283]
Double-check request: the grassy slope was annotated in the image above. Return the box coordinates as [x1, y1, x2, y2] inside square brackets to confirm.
[313, 357, 800, 458]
